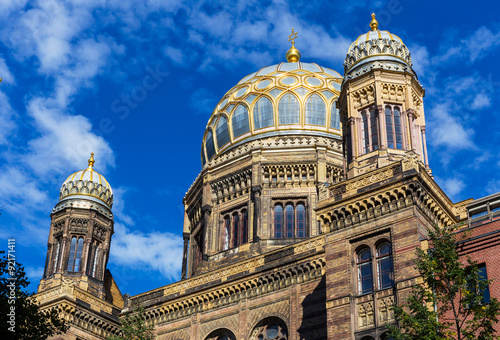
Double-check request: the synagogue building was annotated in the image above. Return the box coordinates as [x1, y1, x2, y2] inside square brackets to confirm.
[35, 14, 500, 340]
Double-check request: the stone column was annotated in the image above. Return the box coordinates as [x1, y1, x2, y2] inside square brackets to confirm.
[251, 185, 262, 242]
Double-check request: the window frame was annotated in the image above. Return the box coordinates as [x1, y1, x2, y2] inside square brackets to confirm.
[355, 240, 394, 295]
[359, 106, 379, 155]
[272, 200, 308, 239]
[385, 104, 404, 150]
[220, 206, 249, 251]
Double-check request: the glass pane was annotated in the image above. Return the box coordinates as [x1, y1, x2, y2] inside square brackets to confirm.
[479, 265, 491, 303]
[281, 76, 297, 86]
[278, 93, 300, 125]
[266, 324, 280, 338]
[241, 211, 248, 244]
[358, 262, 373, 294]
[285, 204, 294, 238]
[358, 248, 371, 262]
[216, 116, 230, 148]
[274, 205, 283, 238]
[67, 237, 77, 271]
[92, 245, 99, 277]
[206, 131, 216, 160]
[305, 94, 326, 126]
[232, 215, 239, 248]
[394, 107, 402, 149]
[254, 97, 274, 129]
[362, 112, 369, 154]
[302, 63, 321, 72]
[385, 107, 394, 149]
[297, 204, 306, 238]
[370, 109, 378, 151]
[330, 101, 340, 130]
[279, 62, 299, 71]
[223, 217, 230, 250]
[74, 238, 84, 272]
[378, 243, 391, 256]
[232, 105, 250, 138]
[378, 257, 393, 289]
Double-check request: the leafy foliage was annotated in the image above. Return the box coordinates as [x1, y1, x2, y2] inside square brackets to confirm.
[388, 224, 500, 339]
[107, 304, 155, 340]
[0, 250, 68, 339]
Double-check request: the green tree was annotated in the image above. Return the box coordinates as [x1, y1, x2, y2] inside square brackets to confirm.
[107, 304, 155, 340]
[0, 250, 68, 339]
[388, 224, 500, 339]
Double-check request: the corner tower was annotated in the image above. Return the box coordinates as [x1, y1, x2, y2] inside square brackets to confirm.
[340, 14, 429, 179]
[38, 153, 117, 301]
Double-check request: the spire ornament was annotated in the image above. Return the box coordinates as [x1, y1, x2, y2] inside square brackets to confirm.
[286, 28, 301, 62]
[88, 152, 95, 169]
[370, 13, 379, 31]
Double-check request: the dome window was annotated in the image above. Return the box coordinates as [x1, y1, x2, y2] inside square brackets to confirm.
[254, 97, 274, 129]
[330, 101, 341, 130]
[305, 94, 326, 126]
[278, 93, 300, 125]
[216, 116, 230, 148]
[232, 105, 250, 138]
[206, 130, 216, 160]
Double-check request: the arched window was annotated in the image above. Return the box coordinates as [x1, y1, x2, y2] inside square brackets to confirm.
[241, 210, 248, 244]
[331, 101, 340, 130]
[204, 328, 236, 340]
[91, 244, 100, 277]
[377, 242, 393, 289]
[285, 204, 295, 238]
[386, 106, 403, 149]
[305, 94, 325, 126]
[74, 238, 84, 272]
[278, 93, 300, 125]
[273, 202, 307, 239]
[52, 239, 61, 273]
[250, 317, 288, 340]
[222, 216, 230, 251]
[254, 97, 274, 129]
[232, 214, 240, 248]
[67, 237, 84, 272]
[360, 107, 378, 154]
[232, 105, 250, 138]
[274, 205, 283, 238]
[296, 203, 306, 238]
[357, 248, 373, 294]
[67, 237, 77, 271]
[221, 209, 248, 251]
[216, 116, 230, 148]
[86, 241, 101, 278]
[206, 130, 216, 160]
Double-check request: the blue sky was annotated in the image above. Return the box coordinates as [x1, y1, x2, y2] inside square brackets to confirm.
[1, 0, 500, 296]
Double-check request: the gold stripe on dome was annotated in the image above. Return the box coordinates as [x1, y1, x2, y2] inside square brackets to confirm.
[202, 64, 342, 162]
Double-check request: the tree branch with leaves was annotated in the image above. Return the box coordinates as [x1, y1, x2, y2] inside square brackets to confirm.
[388, 224, 500, 339]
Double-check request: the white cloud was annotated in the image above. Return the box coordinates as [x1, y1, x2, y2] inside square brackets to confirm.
[0, 91, 17, 145]
[470, 92, 491, 110]
[25, 97, 115, 177]
[428, 102, 475, 151]
[486, 179, 500, 196]
[110, 223, 183, 281]
[441, 177, 465, 197]
[25, 266, 45, 287]
[465, 26, 500, 62]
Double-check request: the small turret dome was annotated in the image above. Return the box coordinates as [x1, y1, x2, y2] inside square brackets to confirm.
[344, 13, 413, 76]
[59, 153, 113, 209]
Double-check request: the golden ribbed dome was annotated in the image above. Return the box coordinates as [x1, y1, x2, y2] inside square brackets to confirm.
[59, 153, 113, 208]
[201, 62, 343, 166]
[344, 13, 412, 75]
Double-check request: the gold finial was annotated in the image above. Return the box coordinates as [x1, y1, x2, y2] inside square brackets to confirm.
[88, 152, 95, 169]
[370, 13, 379, 31]
[286, 28, 301, 62]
